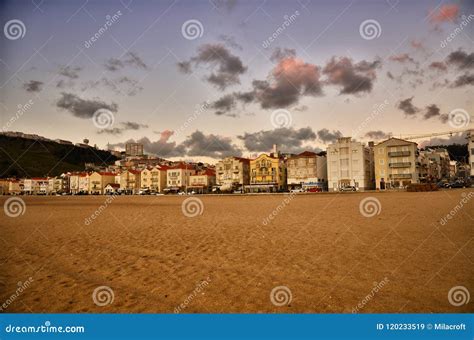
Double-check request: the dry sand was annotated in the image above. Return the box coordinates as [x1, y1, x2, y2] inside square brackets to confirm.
[0, 189, 473, 313]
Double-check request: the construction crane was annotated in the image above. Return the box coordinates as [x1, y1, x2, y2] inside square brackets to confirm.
[397, 128, 472, 141]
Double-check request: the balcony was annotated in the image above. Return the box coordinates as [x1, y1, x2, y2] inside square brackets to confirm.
[389, 162, 411, 168]
[389, 173, 412, 179]
[388, 151, 410, 157]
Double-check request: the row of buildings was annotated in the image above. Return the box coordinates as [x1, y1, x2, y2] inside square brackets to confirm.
[1, 135, 472, 195]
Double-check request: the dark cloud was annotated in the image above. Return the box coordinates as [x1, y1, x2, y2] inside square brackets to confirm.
[423, 104, 441, 119]
[56, 92, 118, 119]
[270, 47, 296, 62]
[386, 71, 394, 80]
[109, 131, 182, 157]
[97, 121, 148, 135]
[323, 57, 380, 95]
[452, 73, 474, 87]
[181, 130, 242, 158]
[212, 94, 237, 115]
[104, 52, 148, 72]
[364, 130, 391, 140]
[218, 34, 242, 50]
[59, 65, 82, 79]
[178, 43, 247, 90]
[429, 61, 447, 71]
[317, 128, 343, 143]
[23, 80, 43, 92]
[397, 97, 419, 115]
[419, 132, 468, 148]
[82, 77, 143, 96]
[446, 50, 474, 69]
[238, 127, 318, 153]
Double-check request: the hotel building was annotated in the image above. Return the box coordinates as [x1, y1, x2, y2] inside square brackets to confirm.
[327, 137, 374, 191]
[286, 151, 327, 191]
[373, 137, 420, 189]
[215, 157, 250, 192]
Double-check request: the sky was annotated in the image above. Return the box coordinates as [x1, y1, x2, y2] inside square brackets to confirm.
[0, 0, 473, 162]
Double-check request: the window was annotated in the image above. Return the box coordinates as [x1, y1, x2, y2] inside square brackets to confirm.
[378, 148, 384, 154]
[379, 159, 384, 165]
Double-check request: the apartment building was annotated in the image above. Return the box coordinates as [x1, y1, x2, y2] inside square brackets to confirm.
[125, 143, 144, 156]
[327, 137, 374, 191]
[420, 148, 451, 180]
[89, 171, 116, 194]
[23, 178, 49, 195]
[215, 157, 250, 192]
[247, 153, 287, 193]
[189, 169, 216, 193]
[48, 177, 64, 194]
[374, 138, 420, 189]
[166, 163, 196, 191]
[120, 169, 141, 194]
[78, 173, 90, 194]
[140, 165, 168, 193]
[286, 151, 327, 191]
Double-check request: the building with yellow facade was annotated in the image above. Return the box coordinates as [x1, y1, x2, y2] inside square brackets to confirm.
[247, 153, 287, 193]
[140, 165, 168, 193]
[374, 137, 420, 189]
[89, 171, 116, 194]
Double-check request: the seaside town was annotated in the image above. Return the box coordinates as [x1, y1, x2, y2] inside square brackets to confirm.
[1, 130, 473, 196]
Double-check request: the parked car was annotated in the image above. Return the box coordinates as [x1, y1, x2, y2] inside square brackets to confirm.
[445, 181, 466, 189]
[307, 187, 322, 193]
[290, 188, 304, 193]
[339, 186, 357, 192]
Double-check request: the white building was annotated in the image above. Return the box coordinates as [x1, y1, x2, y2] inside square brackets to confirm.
[327, 137, 375, 191]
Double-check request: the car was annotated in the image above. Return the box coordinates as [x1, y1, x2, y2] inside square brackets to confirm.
[445, 181, 466, 189]
[290, 188, 305, 193]
[339, 186, 357, 192]
[307, 187, 322, 193]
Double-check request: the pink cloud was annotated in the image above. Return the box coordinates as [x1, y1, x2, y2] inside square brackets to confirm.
[429, 4, 459, 23]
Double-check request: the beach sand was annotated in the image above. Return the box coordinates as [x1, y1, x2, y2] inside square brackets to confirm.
[1, 189, 473, 313]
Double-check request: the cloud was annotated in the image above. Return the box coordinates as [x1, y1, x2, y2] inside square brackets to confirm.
[180, 130, 242, 158]
[83, 77, 143, 96]
[429, 4, 459, 23]
[59, 65, 82, 79]
[389, 53, 415, 63]
[211, 94, 237, 115]
[97, 121, 148, 135]
[446, 50, 474, 69]
[323, 57, 380, 95]
[104, 52, 148, 72]
[423, 104, 441, 119]
[410, 40, 424, 50]
[364, 130, 391, 140]
[270, 47, 296, 62]
[316, 128, 343, 143]
[452, 73, 474, 87]
[386, 71, 395, 80]
[218, 34, 242, 50]
[56, 92, 118, 119]
[178, 43, 247, 90]
[238, 127, 318, 153]
[23, 80, 43, 92]
[419, 132, 468, 148]
[429, 61, 447, 71]
[397, 97, 419, 115]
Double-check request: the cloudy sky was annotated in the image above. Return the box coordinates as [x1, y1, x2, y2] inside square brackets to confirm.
[0, 0, 473, 161]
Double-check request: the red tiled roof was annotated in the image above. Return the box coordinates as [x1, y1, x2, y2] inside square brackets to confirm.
[128, 169, 142, 175]
[105, 183, 120, 188]
[168, 163, 195, 170]
[97, 172, 116, 176]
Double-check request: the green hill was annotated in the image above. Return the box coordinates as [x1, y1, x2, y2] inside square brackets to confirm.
[0, 135, 118, 178]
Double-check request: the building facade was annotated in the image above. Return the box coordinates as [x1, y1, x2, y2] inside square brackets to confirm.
[166, 164, 196, 191]
[140, 165, 168, 193]
[286, 151, 327, 190]
[469, 130, 474, 178]
[125, 143, 144, 156]
[120, 169, 141, 194]
[89, 171, 116, 194]
[247, 153, 287, 192]
[215, 157, 250, 192]
[189, 169, 216, 193]
[327, 137, 374, 191]
[374, 138, 419, 189]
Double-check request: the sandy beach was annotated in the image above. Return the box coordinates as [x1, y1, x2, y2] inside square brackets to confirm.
[1, 189, 473, 313]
